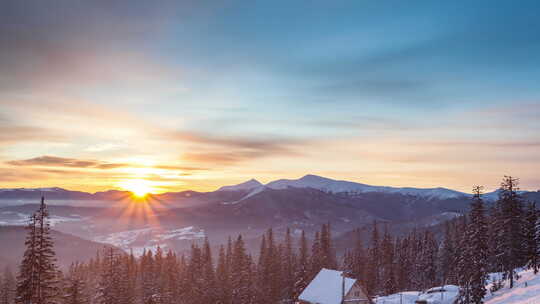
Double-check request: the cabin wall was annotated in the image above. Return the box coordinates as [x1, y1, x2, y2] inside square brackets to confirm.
[344, 284, 370, 304]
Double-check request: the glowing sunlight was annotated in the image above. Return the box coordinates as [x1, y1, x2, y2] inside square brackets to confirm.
[118, 179, 155, 197]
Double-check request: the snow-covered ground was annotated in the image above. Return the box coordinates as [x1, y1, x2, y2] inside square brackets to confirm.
[374, 286, 457, 304]
[485, 268, 540, 304]
[375, 268, 540, 304]
[374, 291, 421, 304]
[93, 226, 205, 255]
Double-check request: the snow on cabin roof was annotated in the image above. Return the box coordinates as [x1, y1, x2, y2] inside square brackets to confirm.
[299, 268, 357, 304]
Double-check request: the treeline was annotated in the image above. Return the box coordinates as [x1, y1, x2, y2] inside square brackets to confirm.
[342, 176, 539, 304]
[8, 202, 339, 304]
[87, 225, 336, 304]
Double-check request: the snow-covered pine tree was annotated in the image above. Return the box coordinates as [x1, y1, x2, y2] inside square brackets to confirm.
[16, 213, 38, 304]
[320, 224, 337, 270]
[34, 197, 60, 304]
[201, 238, 217, 304]
[420, 231, 438, 290]
[139, 249, 157, 304]
[395, 236, 410, 291]
[293, 230, 309, 301]
[216, 245, 231, 304]
[264, 229, 281, 304]
[98, 248, 121, 304]
[281, 228, 296, 302]
[310, 231, 322, 280]
[231, 235, 251, 304]
[381, 226, 396, 295]
[275, 243, 284, 301]
[494, 176, 526, 288]
[346, 229, 365, 286]
[178, 254, 189, 302]
[187, 244, 204, 304]
[524, 202, 539, 274]
[365, 221, 380, 295]
[63, 263, 88, 304]
[440, 220, 457, 285]
[16, 197, 60, 304]
[118, 252, 136, 304]
[458, 186, 489, 304]
[456, 219, 472, 304]
[256, 234, 268, 304]
[409, 228, 426, 291]
[153, 246, 164, 303]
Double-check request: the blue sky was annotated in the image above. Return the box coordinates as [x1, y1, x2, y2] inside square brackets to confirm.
[0, 0, 539, 192]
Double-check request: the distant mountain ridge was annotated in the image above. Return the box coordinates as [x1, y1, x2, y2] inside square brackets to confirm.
[217, 179, 262, 191]
[265, 174, 467, 199]
[0, 174, 537, 202]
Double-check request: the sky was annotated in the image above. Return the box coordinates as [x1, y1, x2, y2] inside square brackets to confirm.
[1, 0, 539, 193]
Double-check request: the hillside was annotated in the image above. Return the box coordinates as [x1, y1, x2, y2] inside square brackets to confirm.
[374, 268, 540, 304]
[0, 226, 118, 269]
[485, 268, 540, 304]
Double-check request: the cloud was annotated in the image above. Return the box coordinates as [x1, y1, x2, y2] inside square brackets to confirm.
[0, 126, 64, 145]
[6, 155, 129, 169]
[0, 168, 46, 182]
[0, 115, 66, 145]
[160, 130, 308, 165]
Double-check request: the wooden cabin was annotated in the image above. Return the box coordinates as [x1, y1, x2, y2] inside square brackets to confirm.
[297, 268, 372, 304]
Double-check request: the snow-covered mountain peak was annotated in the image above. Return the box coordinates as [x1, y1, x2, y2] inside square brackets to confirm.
[217, 179, 263, 192]
[265, 175, 467, 200]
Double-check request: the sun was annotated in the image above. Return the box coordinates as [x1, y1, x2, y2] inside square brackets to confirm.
[118, 179, 154, 197]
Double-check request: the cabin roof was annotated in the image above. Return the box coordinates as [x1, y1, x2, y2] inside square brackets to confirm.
[298, 268, 357, 304]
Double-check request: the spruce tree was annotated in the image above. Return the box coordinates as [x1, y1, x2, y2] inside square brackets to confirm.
[524, 202, 539, 274]
[282, 228, 296, 302]
[16, 197, 59, 304]
[162, 250, 179, 304]
[458, 186, 489, 304]
[216, 245, 231, 304]
[16, 213, 38, 304]
[293, 230, 309, 300]
[63, 263, 88, 304]
[421, 231, 438, 289]
[201, 238, 217, 304]
[320, 224, 337, 269]
[347, 229, 365, 285]
[256, 235, 268, 304]
[35, 197, 60, 304]
[494, 176, 526, 288]
[310, 231, 322, 280]
[98, 248, 121, 304]
[231, 235, 251, 304]
[395, 237, 410, 291]
[440, 220, 457, 285]
[365, 221, 380, 295]
[381, 226, 396, 295]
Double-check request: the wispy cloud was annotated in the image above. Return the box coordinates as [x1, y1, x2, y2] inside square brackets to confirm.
[6, 155, 129, 169]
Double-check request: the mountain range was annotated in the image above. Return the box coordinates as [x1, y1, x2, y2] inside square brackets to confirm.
[1, 174, 538, 260]
[1, 174, 527, 202]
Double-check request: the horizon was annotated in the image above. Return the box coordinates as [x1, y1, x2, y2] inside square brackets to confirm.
[1, 173, 538, 195]
[1, 1, 539, 194]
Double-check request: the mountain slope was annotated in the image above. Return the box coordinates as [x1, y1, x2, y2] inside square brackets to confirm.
[485, 268, 540, 304]
[217, 179, 263, 191]
[374, 268, 540, 304]
[0, 226, 117, 269]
